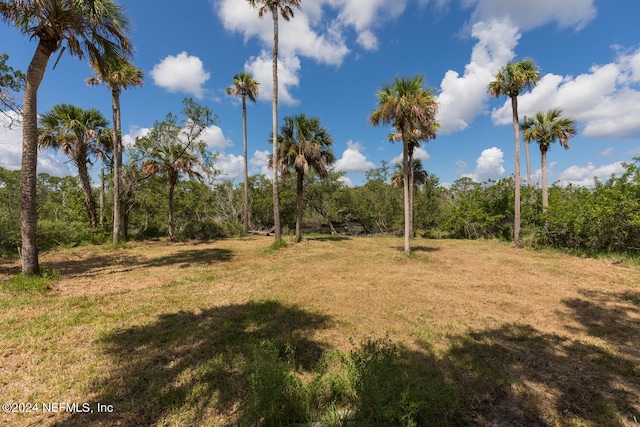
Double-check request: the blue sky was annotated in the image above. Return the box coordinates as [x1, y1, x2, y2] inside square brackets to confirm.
[1, 0, 640, 187]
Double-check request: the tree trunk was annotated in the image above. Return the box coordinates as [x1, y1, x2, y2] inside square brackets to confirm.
[76, 151, 98, 229]
[541, 147, 548, 214]
[168, 181, 175, 239]
[21, 41, 54, 276]
[242, 95, 249, 234]
[402, 132, 411, 254]
[112, 88, 123, 244]
[523, 115, 531, 187]
[511, 95, 521, 243]
[99, 167, 105, 228]
[408, 148, 415, 238]
[271, 8, 281, 243]
[295, 170, 303, 242]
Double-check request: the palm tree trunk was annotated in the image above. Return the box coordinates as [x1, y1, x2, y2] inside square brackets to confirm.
[112, 88, 123, 244]
[402, 133, 411, 254]
[523, 115, 531, 186]
[295, 171, 303, 242]
[271, 8, 282, 243]
[541, 147, 548, 214]
[242, 95, 249, 234]
[99, 168, 105, 228]
[408, 149, 415, 238]
[20, 41, 53, 276]
[168, 181, 175, 239]
[511, 95, 521, 243]
[77, 155, 98, 228]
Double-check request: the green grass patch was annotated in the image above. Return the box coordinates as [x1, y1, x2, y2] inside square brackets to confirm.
[0, 267, 58, 293]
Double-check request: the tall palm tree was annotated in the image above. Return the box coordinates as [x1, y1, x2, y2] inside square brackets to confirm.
[247, 0, 301, 244]
[226, 71, 259, 234]
[275, 113, 335, 242]
[488, 59, 540, 243]
[370, 75, 439, 254]
[87, 56, 143, 244]
[38, 104, 112, 229]
[522, 109, 577, 213]
[0, 0, 133, 275]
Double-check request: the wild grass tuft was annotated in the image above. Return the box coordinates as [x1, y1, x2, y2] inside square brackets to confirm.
[1, 267, 58, 293]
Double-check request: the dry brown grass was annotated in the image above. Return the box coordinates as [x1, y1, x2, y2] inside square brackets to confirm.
[1, 236, 639, 426]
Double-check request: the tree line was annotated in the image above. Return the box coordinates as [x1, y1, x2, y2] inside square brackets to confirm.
[2, 157, 639, 259]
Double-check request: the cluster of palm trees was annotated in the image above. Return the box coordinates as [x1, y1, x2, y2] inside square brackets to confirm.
[488, 59, 578, 241]
[2, 0, 578, 275]
[1, 0, 134, 275]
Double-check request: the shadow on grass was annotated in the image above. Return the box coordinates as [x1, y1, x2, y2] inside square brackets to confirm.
[443, 291, 640, 425]
[392, 244, 441, 253]
[53, 300, 332, 426]
[305, 235, 352, 242]
[51, 247, 234, 278]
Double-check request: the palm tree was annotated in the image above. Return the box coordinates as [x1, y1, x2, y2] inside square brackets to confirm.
[87, 56, 144, 244]
[522, 109, 577, 213]
[247, 0, 301, 244]
[38, 104, 112, 229]
[134, 99, 215, 239]
[141, 148, 203, 240]
[488, 59, 540, 243]
[226, 71, 260, 234]
[391, 157, 428, 237]
[370, 75, 439, 254]
[275, 113, 335, 242]
[0, 0, 133, 275]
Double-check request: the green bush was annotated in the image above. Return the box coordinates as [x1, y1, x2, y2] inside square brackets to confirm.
[240, 340, 308, 426]
[0, 219, 20, 259]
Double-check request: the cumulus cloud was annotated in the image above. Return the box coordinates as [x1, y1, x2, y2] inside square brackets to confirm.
[463, 146, 505, 182]
[558, 161, 626, 186]
[150, 52, 211, 98]
[437, 19, 520, 134]
[244, 51, 301, 106]
[334, 140, 376, 172]
[0, 112, 73, 176]
[201, 125, 233, 150]
[122, 125, 150, 149]
[491, 47, 640, 139]
[462, 0, 596, 31]
[390, 146, 430, 164]
[215, 153, 245, 180]
[250, 149, 272, 176]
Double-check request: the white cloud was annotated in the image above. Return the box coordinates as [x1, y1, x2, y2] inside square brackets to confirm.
[437, 19, 520, 134]
[391, 146, 430, 164]
[338, 175, 354, 187]
[0, 112, 73, 176]
[245, 51, 301, 106]
[201, 125, 233, 150]
[462, 0, 596, 31]
[250, 149, 271, 176]
[492, 47, 640, 139]
[215, 153, 245, 180]
[150, 52, 211, 98]
[217, 0, 349, 65]
[122, 125, 150, 149]
[334, 140, 376, 172]
[558, 161, 626, 187]
[463, 146, 505, 182]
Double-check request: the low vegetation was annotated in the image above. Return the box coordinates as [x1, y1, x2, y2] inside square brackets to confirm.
[1, 236, 639, 426]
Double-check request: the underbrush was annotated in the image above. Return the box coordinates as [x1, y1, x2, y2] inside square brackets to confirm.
[241, 337, 461, 426]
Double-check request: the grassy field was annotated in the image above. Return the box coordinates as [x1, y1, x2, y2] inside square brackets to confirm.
[1, 236, 639, 426]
